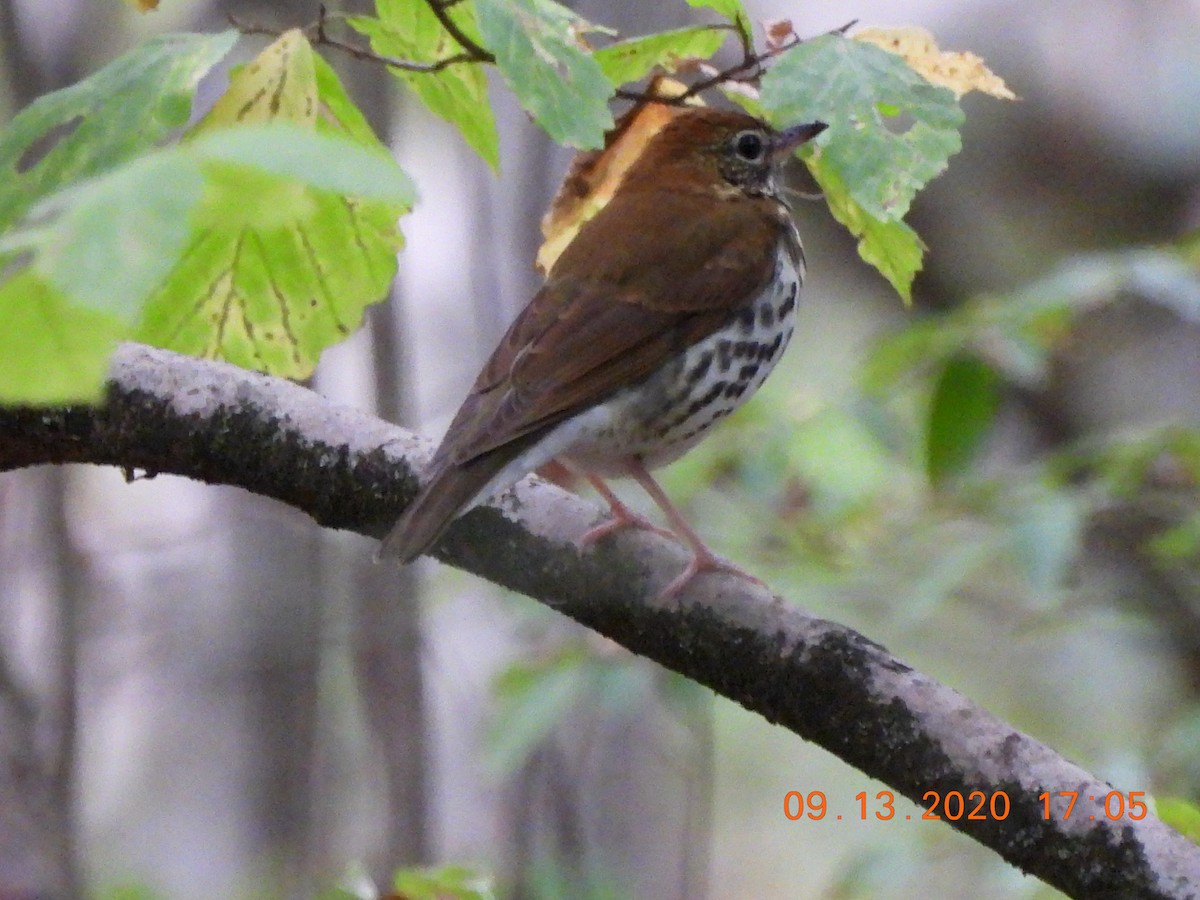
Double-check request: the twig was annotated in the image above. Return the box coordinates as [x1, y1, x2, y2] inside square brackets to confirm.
[614, 18, 861, 107]
[228, 9, 853, 109]
[424, 0, 495, 64]
[227, 6, 490, 75]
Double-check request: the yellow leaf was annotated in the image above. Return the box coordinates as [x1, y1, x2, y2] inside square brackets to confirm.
[188, 30, 317, 135]
[856, 26, 1016, 100]
[538, 77, 698, 274]
[123, 0, 160, 10]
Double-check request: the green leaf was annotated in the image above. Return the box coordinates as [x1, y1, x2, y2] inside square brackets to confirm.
[786, 409, 893, 512]
[0, 30, 236, 233]
[312, 53, 385, 149]
[0, 269, 126, 404]
[136, 125, 411, 379]
[392, 865, 496, 900]
[486, 652, 589, 774]
[0, 29, 410, 403]
[350, 1, 499, 169]
[191, 125, 415, 203]
[94, 884, 165, 900]
[593, 26, 726, 86]
[762, 33, 963, 221]
[1148, 511, 1200, 564]
[1157, 797, 1200, 845]
[0, 124, 411, 401]
[808, 152, 924, 301]
[1, 151, 206, 319]
[475, 0, 614, 149]
[685, 0, 750, 32]
[925, 354, 1000, 483]
[147, 31, 409, 380]
[861, 316, 969, 395]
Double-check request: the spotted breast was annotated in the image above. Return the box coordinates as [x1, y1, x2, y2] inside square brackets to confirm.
[555, 231, 802, 477]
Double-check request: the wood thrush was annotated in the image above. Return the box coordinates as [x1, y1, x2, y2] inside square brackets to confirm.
[382, 107, 826, 597]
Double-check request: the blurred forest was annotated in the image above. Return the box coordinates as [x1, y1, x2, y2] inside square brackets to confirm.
[1, 0, 1198, 898]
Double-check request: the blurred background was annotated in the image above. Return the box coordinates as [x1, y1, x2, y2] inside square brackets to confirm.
[1, 0, 1199, 897]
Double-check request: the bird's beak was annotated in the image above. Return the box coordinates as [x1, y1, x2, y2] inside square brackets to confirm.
[773, 121, 828, 159]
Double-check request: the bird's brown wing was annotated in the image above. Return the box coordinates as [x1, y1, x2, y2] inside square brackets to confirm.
[443, 189, 789, 465]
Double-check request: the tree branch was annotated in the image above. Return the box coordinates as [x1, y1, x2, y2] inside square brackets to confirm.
[423, 0, 495, 65]
[229, 7, 491, 75]
[1, 343, 1197, 898]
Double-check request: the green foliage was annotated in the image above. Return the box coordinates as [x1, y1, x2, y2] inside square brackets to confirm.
[1148, 511, 1200, 565]
[485, 646, 653, 774]
[133, 127, 411, 378]
[95, 885, 164, 900]
[475, 0, 614, 149]
[809, 155, 926, 303]
[0, 30, 237, 233]
[997, 486, 1083, 594]
[521, 860, 625, 900]
[350, 0, 499, 168]
[0, 31, 412, 401]
[0, 7, 1003, 405]
[0, 271, 128, 403]
[188, 30, 317, 133]
[1158, 797, 1200, 845]
[0, 31, 235, 402]
[593, 25, 727, 86]
[787, 409, 895, 513]
[763, 34, 963, 220]
[392, 865, 496, 900]
[762, 33, 964, 299]
[925, 354, 1000, 483]
[685, 0, 750, 33]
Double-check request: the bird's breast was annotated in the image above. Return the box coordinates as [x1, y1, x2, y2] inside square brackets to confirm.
[559, 242, 802, 475]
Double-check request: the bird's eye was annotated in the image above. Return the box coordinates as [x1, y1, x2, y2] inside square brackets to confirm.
[733, 130, 766, 162]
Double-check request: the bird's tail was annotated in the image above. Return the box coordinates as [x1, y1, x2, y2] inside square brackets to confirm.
[378, 440, 534, 564]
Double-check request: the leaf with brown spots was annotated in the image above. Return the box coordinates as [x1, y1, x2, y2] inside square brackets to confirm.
[136, 36, 409, 379]
[189, 30, 317, 134]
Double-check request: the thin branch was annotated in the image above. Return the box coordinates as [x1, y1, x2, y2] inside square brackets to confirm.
[227, 10, 849, 108]
[324, 41, 478, 75]
[615, 18, 861, 106]
[0, 342, 1197, 900]
[228, 8, 489, 75]
[424, 0, 495, 64]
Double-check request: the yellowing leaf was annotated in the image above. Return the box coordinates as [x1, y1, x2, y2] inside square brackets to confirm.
[138, 34, 411, 380]
[136, 128, 409, 380]
[125, 0, 160, 9]
[855, 27, 1016, 100]
[806, 149, 925, 302]
[189, 30, 317, 134]
[538, 78, 695, 273]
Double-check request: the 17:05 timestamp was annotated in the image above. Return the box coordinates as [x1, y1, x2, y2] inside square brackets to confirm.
[783, 790, 1149, 822]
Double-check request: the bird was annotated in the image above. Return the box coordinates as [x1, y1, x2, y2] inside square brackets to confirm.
[381, 106, 827, 598]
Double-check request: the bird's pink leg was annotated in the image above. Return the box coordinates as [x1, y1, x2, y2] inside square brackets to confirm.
[578, 474, 678, 546]
[625, 461, 766, 599]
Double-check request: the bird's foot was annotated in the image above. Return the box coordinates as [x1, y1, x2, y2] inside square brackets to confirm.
[657, 547, 767, 601]
[578, 506, 678, 549]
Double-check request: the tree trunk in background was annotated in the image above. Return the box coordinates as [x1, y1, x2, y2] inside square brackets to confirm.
[345, 3, 432, 874]
[0, 3, 111, 895]
[0, 469, 80, 899]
